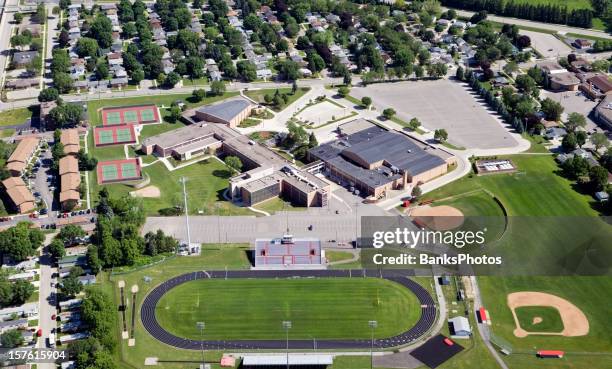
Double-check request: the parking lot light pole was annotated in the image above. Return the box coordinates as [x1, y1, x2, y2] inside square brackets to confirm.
[369, 320, 378, 369]
[282, 321, 292, 369]
[196, 322, 205, 364]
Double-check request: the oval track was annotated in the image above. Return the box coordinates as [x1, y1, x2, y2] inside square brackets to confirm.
[140, 269, 437, 350]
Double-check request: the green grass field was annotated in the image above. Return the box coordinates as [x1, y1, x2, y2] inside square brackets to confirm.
[514, 306, 564, 333]
[244, 87, 309, 112]
[0, 107, 34, 127]
[252, 197, 306, 214]
[90, 159, 253, 216]
[509, 0, 591, 11]
[423, 154, 612, 369]
[156, 277, 422, 340]
[87, 92, 238, 126]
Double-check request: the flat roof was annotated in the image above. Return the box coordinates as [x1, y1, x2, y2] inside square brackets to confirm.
[338, 118, 376, 136]
[196, 98, 252, 122]
[241, 174, 280, 192]
[172, 136, 220, 155]
[242, 354, 333, 365]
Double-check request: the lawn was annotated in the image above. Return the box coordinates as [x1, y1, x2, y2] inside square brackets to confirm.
[423, 154, 612, 369]
[0, 107, 34, 127]
[90, 159, 253, 216]
[244, 87, 310, 112]
[514, 306, 564, 333]
[507, 0, 591, 11]
[155, 277, 422, 340]
[252, 197, 306, 214]
[325, 250, 355, 263]
[87, 92, 238, 126]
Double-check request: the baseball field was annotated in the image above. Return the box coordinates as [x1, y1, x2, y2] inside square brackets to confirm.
[422, 154, 612, 368]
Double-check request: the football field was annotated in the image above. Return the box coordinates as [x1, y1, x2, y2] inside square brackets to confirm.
[155, 277, 422, 340]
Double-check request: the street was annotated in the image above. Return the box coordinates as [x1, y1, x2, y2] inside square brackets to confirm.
[36, 235, 58, 369]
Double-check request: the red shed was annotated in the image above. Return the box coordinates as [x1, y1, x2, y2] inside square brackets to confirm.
[537, 350, 564, 358]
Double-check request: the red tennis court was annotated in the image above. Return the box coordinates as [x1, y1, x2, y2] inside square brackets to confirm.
[93, 125, 136, 147]
[100, 105, 160, 126]
[97, 158, 142, 184]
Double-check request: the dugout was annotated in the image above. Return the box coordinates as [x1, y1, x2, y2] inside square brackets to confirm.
[240, 355, 333, 369]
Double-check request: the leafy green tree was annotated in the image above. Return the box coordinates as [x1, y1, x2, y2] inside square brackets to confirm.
[0, 330, 23, 348]
[408, 118, 421, 131]
[562, 132, 578, 152]
[382, 108, 396, 119]
[192, 89, 206, 102]
[49, 238, 66, 259]
[565, 113, 587, 132]
[236, 61, 257, 82]
[88, 14, 113, 48]
[11, 279, 34, 305]
[576, 131, 587, 148]
[53, 72, 73, 94]
[13, 13, 23, 24]
[224, 156, 243, 173]
[361, 96, 372, 108]
[589, 165, 608, 192]
[38, 87, 59, 102]
[209, 80, 225, 96]
[337, 86, 349, 97]
[540, 98, 564, 121]
[590, 132, 610, 152]
[0, 222, 44, 261]
[434, 129, 449, 142]
[455, 66, 464, 81]
[76, 38, 99, 58]
[95, 62, 109, 80]
[59, 225, 86, 246]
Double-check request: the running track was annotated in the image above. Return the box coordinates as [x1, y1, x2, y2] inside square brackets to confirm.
[140, 269, 437, 350]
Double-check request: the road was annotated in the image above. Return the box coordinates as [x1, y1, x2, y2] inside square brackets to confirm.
[36, 234, 58, 369]
[450, 8, 612, 40]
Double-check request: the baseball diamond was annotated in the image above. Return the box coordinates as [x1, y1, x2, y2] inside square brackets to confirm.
[140, 269, 436, 350]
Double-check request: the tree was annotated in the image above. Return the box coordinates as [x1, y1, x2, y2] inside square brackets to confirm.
[77, 149, 97, 171]
[434, 129, 448, 143]
[59, 29, 70, 47]
[0, 330, 23, 348]
[408, 118, 421, 131]
[589, 165, 608, 192]
[515, 74, 538, 96]
[13, 13, 23, 24]
[11, 279, 34, 305]
[337, 86, 349, 97]
[308, 132, 318, 148]
[455, 66, 464, 81]
[343, 72, 352, 86]
[562, 132, 578, 152]
[590, 132, 610, 152]
[49, 238, 66, 259]
[87, 245, 101, 275]
[565, 113, 587, 132]
[164, 72, 180, 88]
[38, 87, 59, 102]
[503, 61, 519, 75]
[76, 38, 99, 58]
[411, 185, 422, 199]
[88, 14, 113, 48]
[224, 156, 242, 173]
[192, 89, 206, 102]
[167, 105, 182, 123]
[361, 96, 372, 108]
[540, 98, 564, 121]
[48, 103, 84, 128]
[95, 62, 109, 80]
[0, 222, 44, 261]
[209, 80, 225, 96]
[59, 225, 86, 246]
[236, 61, 257, 82]
[131, 68, 145, 84]
[34, 4, 46, 24]
[53, 73, 73, 94]
[383, 108, 396, 119]
[576, 130, 587, 148]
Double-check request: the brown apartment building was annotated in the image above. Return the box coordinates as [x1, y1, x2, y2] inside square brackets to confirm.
[60, 129, 80, 156]
[2, 177, 35, 214]
[59, 152, 81, 211]
[6, 137, 40, 176]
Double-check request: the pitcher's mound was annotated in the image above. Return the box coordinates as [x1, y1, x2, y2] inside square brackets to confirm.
[130, 185, 160, 198]
[410, 205, 464, 230]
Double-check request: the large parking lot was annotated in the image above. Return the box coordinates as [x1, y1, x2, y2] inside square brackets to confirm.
[520, 30, 572, 59]
[350, 80, 519, 150]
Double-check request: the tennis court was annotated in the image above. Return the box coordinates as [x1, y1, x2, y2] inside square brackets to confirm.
[100, 105, 161, 126]
[97, 158, 142, 184]
[93, 125, 136, 147]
